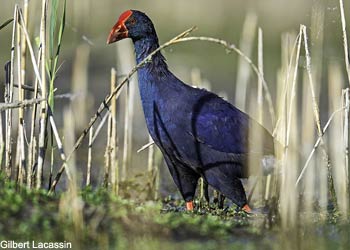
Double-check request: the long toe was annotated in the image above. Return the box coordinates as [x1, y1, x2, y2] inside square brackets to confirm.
[186, 201, 194, 211]
[242, 204, 252, 213]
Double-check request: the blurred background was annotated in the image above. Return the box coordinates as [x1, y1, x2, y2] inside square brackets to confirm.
[0, 0, 349, 196]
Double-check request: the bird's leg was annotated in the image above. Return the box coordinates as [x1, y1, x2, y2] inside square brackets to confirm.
[205, 170, 249, 211]
[218, 193, 225, 209]
[186, 201, 194, 211]
[242, 204, 252, 213]
[163, 155, 200, 211]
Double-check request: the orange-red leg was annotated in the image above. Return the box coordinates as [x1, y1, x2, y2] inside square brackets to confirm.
[242, 204, 252, 213]
[186, 201, 194, 211]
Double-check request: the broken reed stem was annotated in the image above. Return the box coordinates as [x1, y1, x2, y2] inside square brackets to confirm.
[5, 5, 18, 178]
[91, 112, 110, 144]
[0, 98, 45, 111]
[339, 0, 350, 84]
[50, 26, 272, 191]
[86, 125, 93, 187]
[137, 140, 154, 153]
[37, 0, 48, 189]
[2, 82, 38, 92]
[110, 68, 118, 195]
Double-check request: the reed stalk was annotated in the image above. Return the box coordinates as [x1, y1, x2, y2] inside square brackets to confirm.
[117, 42, 136, 183]
[280, 26, 303, 229]
[257, 28, 264, 125]
[339, 0, 350, 84]
[110, 68, 118, 195]
[5, 5, 18, 179]
[27, 47, 41, 189]
[91, 112, 110, 144]
[302, 26, 323, 139]
[235, 12, 257, 111]
[36, 0, 48, 189]
[301, 71, 316, 217]
[121, 80, 130, 182]
[299, 26, 335, 204]
[103, 109, 112, 188]
[16, 4, 70, 190]
[19, 0, 29, 186]
[257, 27, 270, 202]
[16, 12, 25, 186]
[0, 112, 4, 170]
[329, 63, 348, 218]
[147, 135, 154, 174]
[71, 44, 90, 130]
[86, 125, 93, 187]
[147, 134, 155, 198]
[153, 148, 162, 200]
[60, 107, 83, 245]
[18, 8, 65, 141]
[344, 89, 350, 200]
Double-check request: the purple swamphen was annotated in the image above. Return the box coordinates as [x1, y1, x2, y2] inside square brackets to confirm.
[107, 10, 275, 212]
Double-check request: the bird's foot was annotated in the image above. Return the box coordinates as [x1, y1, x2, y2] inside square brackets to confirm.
[186, 201, 194, 211]
[242, 204, 252, 213]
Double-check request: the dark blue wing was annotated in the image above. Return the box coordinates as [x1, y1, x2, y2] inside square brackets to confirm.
[190, 92, 274, 155]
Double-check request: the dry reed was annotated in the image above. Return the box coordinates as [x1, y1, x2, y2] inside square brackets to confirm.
[235, 12, 257, 111]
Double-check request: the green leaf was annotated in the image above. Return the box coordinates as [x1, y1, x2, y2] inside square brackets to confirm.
[48, 0, 66, 110]
[0, 18, 13, 31]
[49, 0, 59, 59]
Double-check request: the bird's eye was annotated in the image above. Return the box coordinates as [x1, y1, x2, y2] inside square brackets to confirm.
[129, 17, 136, 25]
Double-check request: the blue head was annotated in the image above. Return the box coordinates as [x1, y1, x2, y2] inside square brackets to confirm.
[107, 10, 158, 44]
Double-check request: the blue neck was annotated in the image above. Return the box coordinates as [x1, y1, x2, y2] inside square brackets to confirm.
[133, 37, 169, 76]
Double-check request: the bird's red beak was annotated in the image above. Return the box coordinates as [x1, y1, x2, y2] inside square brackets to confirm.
[107, 10, 132, 44]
